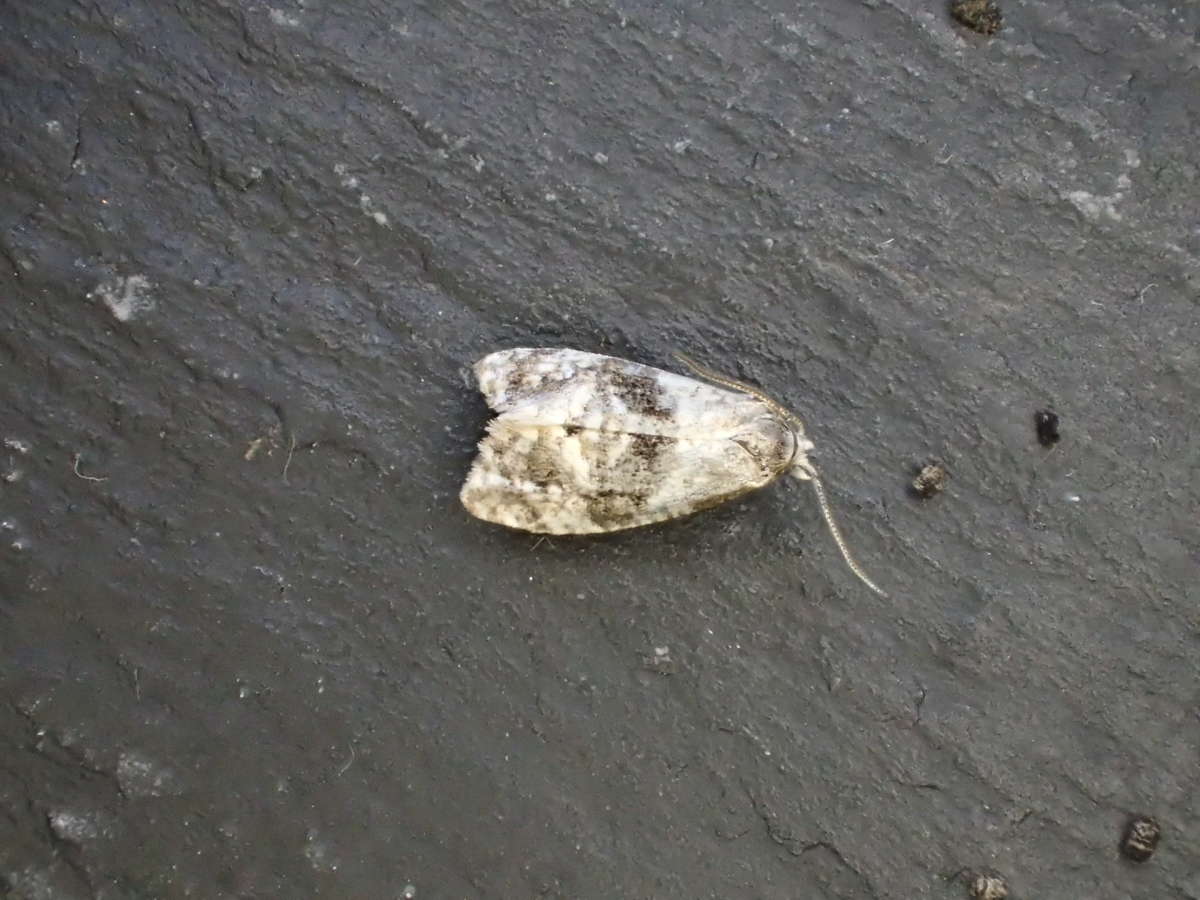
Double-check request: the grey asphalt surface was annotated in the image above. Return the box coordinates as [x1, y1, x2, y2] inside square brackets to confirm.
[2, 1, 1198, 897]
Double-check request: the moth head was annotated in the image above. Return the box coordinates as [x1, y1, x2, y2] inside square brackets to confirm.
[788, 435, 817, 481]
[671, 350, 886, 597]
[734, 415, 801, 475]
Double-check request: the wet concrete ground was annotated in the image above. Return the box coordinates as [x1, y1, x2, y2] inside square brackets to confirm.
[2, 0, 1198, 897]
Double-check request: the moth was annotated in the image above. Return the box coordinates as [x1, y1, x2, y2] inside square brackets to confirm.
[460, 347, 886, 596]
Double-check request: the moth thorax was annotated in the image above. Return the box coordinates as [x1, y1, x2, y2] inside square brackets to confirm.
[734, 415, 797, 475]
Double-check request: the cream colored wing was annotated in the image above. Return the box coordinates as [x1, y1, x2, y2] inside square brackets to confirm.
[460, 418, 794, 534]
[473, 347, 770, 437]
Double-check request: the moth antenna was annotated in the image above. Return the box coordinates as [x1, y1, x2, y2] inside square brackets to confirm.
[676, 351, 886, 598]
[673, 352, 805, 430]
[795, 459, 888, 598]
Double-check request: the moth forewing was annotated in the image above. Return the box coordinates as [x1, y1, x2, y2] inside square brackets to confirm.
[461, 347, 887, 596]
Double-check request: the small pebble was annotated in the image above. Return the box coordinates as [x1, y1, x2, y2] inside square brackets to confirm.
[1121, 815, 1161, 862]
[1034, 409, 1060, 447]
[912, 462, 949, 499]
[951, 0, 1003, 35]
[970, 873, 1008, 900]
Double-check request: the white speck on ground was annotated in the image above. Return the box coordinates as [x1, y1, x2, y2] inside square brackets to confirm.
[1065, 189, 1122, 222]
[89, 275, 155, 322]
[48, 811, 101, 843]
[303, 829, 339, 872]
[116, 750, 179, 798]
[269, 8, 300, 26]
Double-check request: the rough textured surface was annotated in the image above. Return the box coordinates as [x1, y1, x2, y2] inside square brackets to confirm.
[2, 1, 1198, 897]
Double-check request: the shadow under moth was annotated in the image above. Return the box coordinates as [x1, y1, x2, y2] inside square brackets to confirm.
[460, 347, 886, 597]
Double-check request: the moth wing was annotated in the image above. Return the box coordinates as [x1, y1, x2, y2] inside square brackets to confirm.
[474, 348, 645, 412]
[460, 419, 788, 534]
[474, 347, 766, 437]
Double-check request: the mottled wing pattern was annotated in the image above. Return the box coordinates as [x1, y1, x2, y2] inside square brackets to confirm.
[461, 422, 788, 533]
[474, 348, 766, 436]
[461, 348, 799, 534]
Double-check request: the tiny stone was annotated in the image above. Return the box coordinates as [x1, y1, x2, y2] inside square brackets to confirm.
[1121, 815, 1161, 862]
[970, 873, 1008, 900]
[911, 462, 949, 498]
[1034, 409, 1060, 446]
[950, 0, 1002, 35]
[48, 810, 98, 843]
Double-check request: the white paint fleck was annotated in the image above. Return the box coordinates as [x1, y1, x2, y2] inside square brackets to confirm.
[402, 884, 417, 899]
[358, 194, 388, 226]
[45, 120, 63, 136]
[89, 274, 155, 322]
[2, 867, 55, 899]
[4, 438, 30, 454]
[334, 162, 359, 189]
[116, 750, 179, 798]
[593, 151, 609, 165]
[3, 470, 21, 483]
[671, 138, 692, 154]
[1065, 190, 1122, 222]
[48, 811, 100, 843]
[304, 829, 338, 872]
[544, 192, 558, 202]
[1124, 148, 1141, 168]
[269, 8, 300, 26]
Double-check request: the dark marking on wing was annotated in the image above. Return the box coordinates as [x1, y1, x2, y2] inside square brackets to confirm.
[585, 489, 650, 529]
[629, 432, 672, 462]
[604, 364, 673, 420]
[523, 430, 569, 489]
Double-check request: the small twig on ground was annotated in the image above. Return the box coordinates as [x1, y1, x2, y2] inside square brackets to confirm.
[72, 453, 108, 482]
[337, 744, 356, 777]
[282, 434, 297, 483]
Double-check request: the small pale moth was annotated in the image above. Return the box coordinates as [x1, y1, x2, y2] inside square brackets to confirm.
[460, 347, 886, 596]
